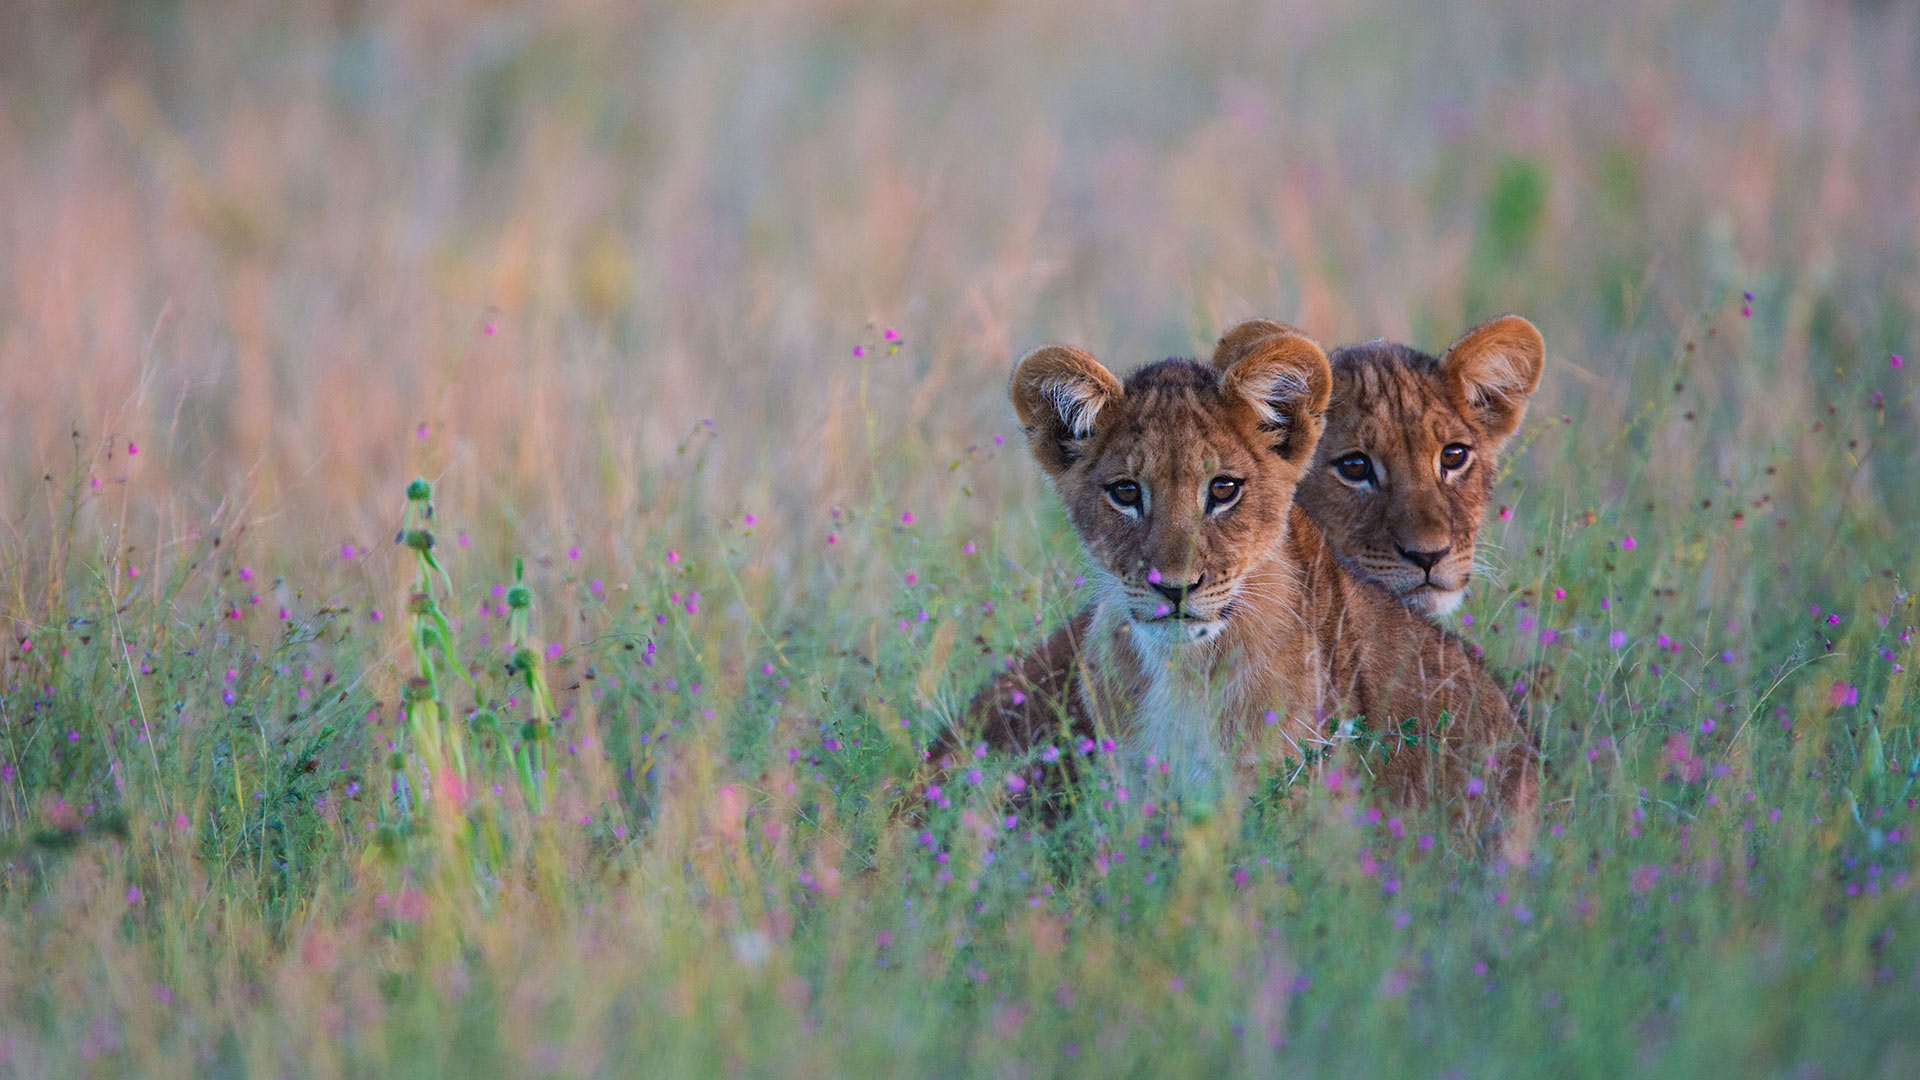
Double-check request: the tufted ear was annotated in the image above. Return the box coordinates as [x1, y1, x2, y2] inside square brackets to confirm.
[1011, 344, 1125, 475]
[1221, 332, 1332, 466]
[1439, 314, 1544, 445]
[1211, 318, 1310, 372]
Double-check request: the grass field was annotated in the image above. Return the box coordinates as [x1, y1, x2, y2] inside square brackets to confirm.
[3, 0, 1920, 1075]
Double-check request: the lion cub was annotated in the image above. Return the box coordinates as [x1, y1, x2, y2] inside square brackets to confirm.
[1214, 316, 1545, 617]
[956, 330, 1536, 853]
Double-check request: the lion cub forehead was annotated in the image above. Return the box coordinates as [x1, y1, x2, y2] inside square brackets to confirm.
[1102, 359, 1251, 466]
[1333, 352, 1474, 446]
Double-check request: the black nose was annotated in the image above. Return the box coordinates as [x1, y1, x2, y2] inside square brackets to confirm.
[1396, 545, 1450, 572]
[1150, 579, 1200, 605]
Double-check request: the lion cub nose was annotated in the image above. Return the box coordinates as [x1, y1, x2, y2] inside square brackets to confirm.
[1149, 578, 1202, 606]
[1396, 545, 1450, 572]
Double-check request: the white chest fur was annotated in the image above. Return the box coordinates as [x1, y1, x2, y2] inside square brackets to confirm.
[1123, 623, 1232, 801]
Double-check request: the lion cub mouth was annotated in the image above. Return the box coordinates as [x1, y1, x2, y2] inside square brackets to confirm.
[1130, 611, 1229, 645]
[1405, 583, 1466, 616]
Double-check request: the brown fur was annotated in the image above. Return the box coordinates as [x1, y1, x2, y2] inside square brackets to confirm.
[1213, 315, 1544, 617]
[947, 331, 1537, 857]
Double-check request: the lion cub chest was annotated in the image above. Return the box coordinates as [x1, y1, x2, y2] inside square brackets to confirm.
[1094, 616, 1325, 803]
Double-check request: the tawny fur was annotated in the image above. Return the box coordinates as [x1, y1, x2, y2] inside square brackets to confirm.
[945, 331, 1538, 857]
[1213, 315, 1545, 618]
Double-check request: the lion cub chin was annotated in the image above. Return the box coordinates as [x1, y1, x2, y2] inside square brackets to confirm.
[949, 329, 1538, 859]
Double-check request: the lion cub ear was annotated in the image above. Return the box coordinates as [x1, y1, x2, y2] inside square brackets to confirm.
[1440, 315, 1545, 445]
[1210, 318, 1309, 371]
[1011, 345, 1125, 475]
[1221, 332, 1332, 466]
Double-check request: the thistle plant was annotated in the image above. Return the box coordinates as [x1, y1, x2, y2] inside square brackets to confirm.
[502, 557, 556, 812]
[397, 478, 473, 797]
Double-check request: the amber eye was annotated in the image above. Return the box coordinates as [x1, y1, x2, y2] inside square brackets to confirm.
[1106, 480, 1142, 508]
[1335, 452, 1374, 484]
[1440, 443, 1471, 472]
[1207, 476, 1242, 508]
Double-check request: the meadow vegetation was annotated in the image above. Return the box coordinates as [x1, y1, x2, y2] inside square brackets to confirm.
[2, 0, 1918, 1074]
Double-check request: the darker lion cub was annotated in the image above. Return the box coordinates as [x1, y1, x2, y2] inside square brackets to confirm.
[1215, 316, 1545, 617]
[948, 330, 1537, 856]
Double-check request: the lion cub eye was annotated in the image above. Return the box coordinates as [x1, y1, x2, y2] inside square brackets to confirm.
[1207, 476, 1243, 509]
[1334, 452, 1375, 485]
[1105, 480, 1142, 509]
[1439, 443, 1471, 473]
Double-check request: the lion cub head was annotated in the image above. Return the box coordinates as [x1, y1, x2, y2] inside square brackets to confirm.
[1012, 333, 1332, 645]
[1214, 315, 1544, 617]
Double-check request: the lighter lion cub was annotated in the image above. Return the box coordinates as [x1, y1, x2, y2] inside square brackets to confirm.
[957, 330, 1536, 856]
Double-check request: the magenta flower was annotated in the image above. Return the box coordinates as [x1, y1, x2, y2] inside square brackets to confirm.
[1630, 864, 1661, 893]
[1828, 682, 1859, 707]
[1620, 535, 1637, 551]
[1608, 630, 1628, 649]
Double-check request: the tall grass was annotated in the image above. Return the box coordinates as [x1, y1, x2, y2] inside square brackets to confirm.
[2, 0, 1918, 1074]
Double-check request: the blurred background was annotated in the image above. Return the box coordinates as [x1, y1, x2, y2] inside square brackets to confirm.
[1, 0, 1915, 601]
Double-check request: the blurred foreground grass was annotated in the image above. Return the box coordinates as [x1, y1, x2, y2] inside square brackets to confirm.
[2, 0, 1919, 1075]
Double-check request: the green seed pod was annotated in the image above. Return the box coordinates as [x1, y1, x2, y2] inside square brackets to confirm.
[402, 529, 435, 552]
[375, 824, 403, 860]
[468, 710, 500, 736]
[406, 592, 436, 616]
[511, 647, 539, 674]
[403, 677, 436, 703]
[406, 477, 432, 502]
[519, 720, 543, 742]
[506, 585, 532, 610]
